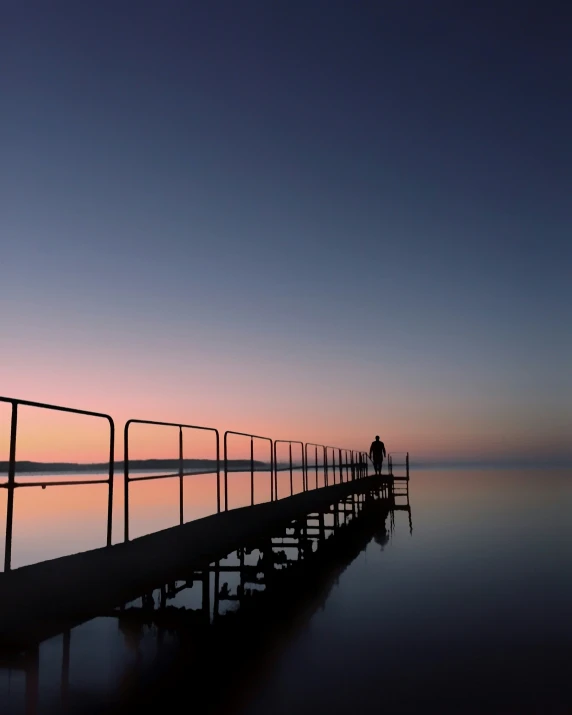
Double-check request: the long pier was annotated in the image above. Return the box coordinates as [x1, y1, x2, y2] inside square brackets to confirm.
[0, 476, 412, 715]
[0, 474, 395, 650]
[0, 394, 410, 662]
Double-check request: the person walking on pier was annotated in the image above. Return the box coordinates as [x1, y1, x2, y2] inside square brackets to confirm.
[369, 436, 386, 475]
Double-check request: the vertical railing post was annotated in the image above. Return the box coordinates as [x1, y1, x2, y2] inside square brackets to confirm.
[273, 443, 277, 501]
[325, 448, 329, 486]
[338, 449, 343, 483]
[289, 443, 293, 497]
[250, 437, 254, 506]
[224, 433, 229, 511]
[334, 448, 337, 484]
[179, 427, 184, 525]
[124, 423, 130, 542]
[406, 452, 410, 480]
[4, 402, 18, 572]
[315, 446, 318, 490]
[216, 433, 221, 514]
[269, 439, 274, 502]
[106, 419, 114, 547]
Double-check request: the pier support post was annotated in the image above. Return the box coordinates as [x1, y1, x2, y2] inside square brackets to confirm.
[202, 568, 211, 624]
[25, 645, 39, 715]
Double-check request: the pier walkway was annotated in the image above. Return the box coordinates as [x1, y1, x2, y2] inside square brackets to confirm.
[0, 475, 393, 650]
[0, 395, 410, 654]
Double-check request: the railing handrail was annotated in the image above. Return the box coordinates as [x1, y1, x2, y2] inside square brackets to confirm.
[304, 443, 327, 490]
[0, 394, 407, 571]
[223, 431, 273, 509]
[0, 395, 114, 422]
[273, 440, 305, 498]
[224, 430, 273, 442]
[0, 395, 115, 571]
[387, 451, 410, 478]
[124, 418, 220, 541]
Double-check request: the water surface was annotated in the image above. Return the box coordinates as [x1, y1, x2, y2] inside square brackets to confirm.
[238, 467, 572, 714]
[2, 467, 571, 714]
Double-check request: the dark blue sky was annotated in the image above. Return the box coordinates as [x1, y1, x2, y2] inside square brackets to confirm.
[2, 0, 571, 460]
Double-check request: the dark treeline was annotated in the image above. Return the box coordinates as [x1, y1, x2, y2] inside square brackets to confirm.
[0, 459, 267, 474]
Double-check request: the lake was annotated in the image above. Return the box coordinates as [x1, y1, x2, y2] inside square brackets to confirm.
[1, 467, 571, 714]
[239, 467, 572, 714]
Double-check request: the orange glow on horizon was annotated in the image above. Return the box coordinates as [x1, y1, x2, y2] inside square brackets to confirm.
[1, 373, 569, 465]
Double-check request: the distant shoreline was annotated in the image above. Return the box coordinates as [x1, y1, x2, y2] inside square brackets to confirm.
[0, 459, 267, 475]
[1, 458, 568, 476]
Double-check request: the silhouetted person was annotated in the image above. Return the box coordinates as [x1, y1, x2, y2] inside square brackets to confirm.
[369, 436, 386, 475]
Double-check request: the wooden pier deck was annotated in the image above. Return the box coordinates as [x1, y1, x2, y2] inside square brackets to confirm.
[0, 475, 390, 651]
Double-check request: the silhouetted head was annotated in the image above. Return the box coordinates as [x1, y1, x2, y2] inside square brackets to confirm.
[375, 435, 380, 441]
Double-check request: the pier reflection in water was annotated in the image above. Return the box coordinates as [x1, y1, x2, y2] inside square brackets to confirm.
[0, 482, 408, 715]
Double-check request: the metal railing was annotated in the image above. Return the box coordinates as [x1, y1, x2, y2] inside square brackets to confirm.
[123, 419, 220, 541]
[324, 447, 339, 486]
[388, 452, 410, 479]
[340, 448, 353, 482]
[273, 440, 305, 499]
[340, 448, 354, 483]
[361, 452, 370, 478]
[0, 394, 405, 571]
[223, 432, 273, 509]
[0, 396, 115, 571]
[304, 443, 326, 490]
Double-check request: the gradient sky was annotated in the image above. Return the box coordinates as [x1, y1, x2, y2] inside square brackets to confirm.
[2, 0, 571, 463]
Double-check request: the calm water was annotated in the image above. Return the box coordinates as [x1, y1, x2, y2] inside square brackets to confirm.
[239, 467, 572, 714]
[1, 467, 571, 714]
